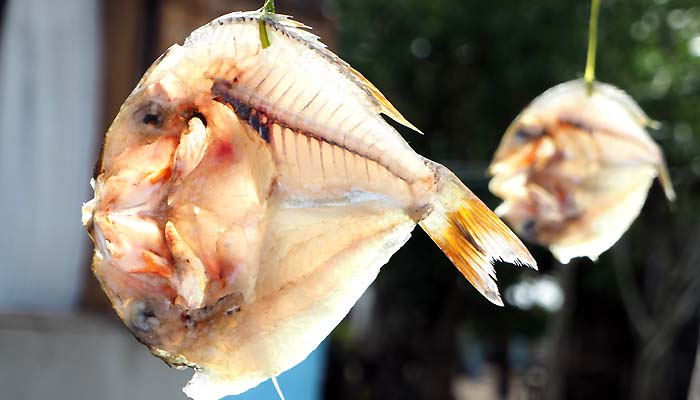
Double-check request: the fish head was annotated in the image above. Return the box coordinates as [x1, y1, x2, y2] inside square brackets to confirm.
[82, 72, 195, 350]
[83, 46, 276, 358]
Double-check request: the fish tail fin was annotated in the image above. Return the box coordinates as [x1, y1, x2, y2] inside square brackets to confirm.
[419, 165, 537, 306]
[658, 158, 676, 202]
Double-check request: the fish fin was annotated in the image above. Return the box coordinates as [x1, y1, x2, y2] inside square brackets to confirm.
[191, 11, 423, 135]
[345, 65, 424, 134]
[164, 221, 208, 309]
[419, 165, 537, 306]
[268, 15, 422, 134]
[657, 157, 676, 202]
[258, 13, 422, 134]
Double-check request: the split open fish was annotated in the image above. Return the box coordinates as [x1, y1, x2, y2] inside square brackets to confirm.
[82, 10, 536, 399]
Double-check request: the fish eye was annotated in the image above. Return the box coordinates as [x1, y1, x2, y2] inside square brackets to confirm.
[514, 126, 544, 142]
[128, 300, 160, 333]
[135, 101, 169, 130]
[142, 112, 163, 126]
[521, 219, 537, 237]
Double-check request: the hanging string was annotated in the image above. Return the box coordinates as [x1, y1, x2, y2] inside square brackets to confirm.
[262, 0, 276, 13]
[258, 0, 276, 49]
[271, 376, 287, 400]
[584, 0, 601, 95]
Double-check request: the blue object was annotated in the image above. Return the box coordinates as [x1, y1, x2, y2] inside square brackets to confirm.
[223, 340, 328, 400]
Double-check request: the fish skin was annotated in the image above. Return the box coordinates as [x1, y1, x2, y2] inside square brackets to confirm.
[82, 10, 536, 399]
[489, 79, 674, 263]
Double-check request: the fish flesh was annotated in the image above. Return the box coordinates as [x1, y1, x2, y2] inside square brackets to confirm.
[489, 80, 674, 263]
[82, 10, 536, 399]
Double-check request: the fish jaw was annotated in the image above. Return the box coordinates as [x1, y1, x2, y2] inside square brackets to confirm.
[85, 55, 278, 350]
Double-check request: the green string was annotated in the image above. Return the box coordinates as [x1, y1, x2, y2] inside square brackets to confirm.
[258, 0, 276, 49]
[584, 0, 601, 95]
[262, 0, 275, 13]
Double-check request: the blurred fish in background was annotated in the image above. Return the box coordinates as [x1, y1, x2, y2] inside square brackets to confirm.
[488, 79, 675, 263]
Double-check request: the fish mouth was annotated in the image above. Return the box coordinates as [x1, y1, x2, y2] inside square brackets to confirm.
[86, 160, 250, 357]
[121, 289, 243, 355]
[81, 199, 96, 237]
[89, 203, 246, 354]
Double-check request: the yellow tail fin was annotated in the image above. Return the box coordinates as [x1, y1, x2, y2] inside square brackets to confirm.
[419, 165, 537, 306]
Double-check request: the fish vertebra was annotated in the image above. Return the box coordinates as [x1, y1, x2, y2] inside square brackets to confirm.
[489, 79, 674, 263]
[82, 10, 535, 399]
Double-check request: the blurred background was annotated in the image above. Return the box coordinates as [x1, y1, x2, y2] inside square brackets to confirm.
[1, 0, 699, 399]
